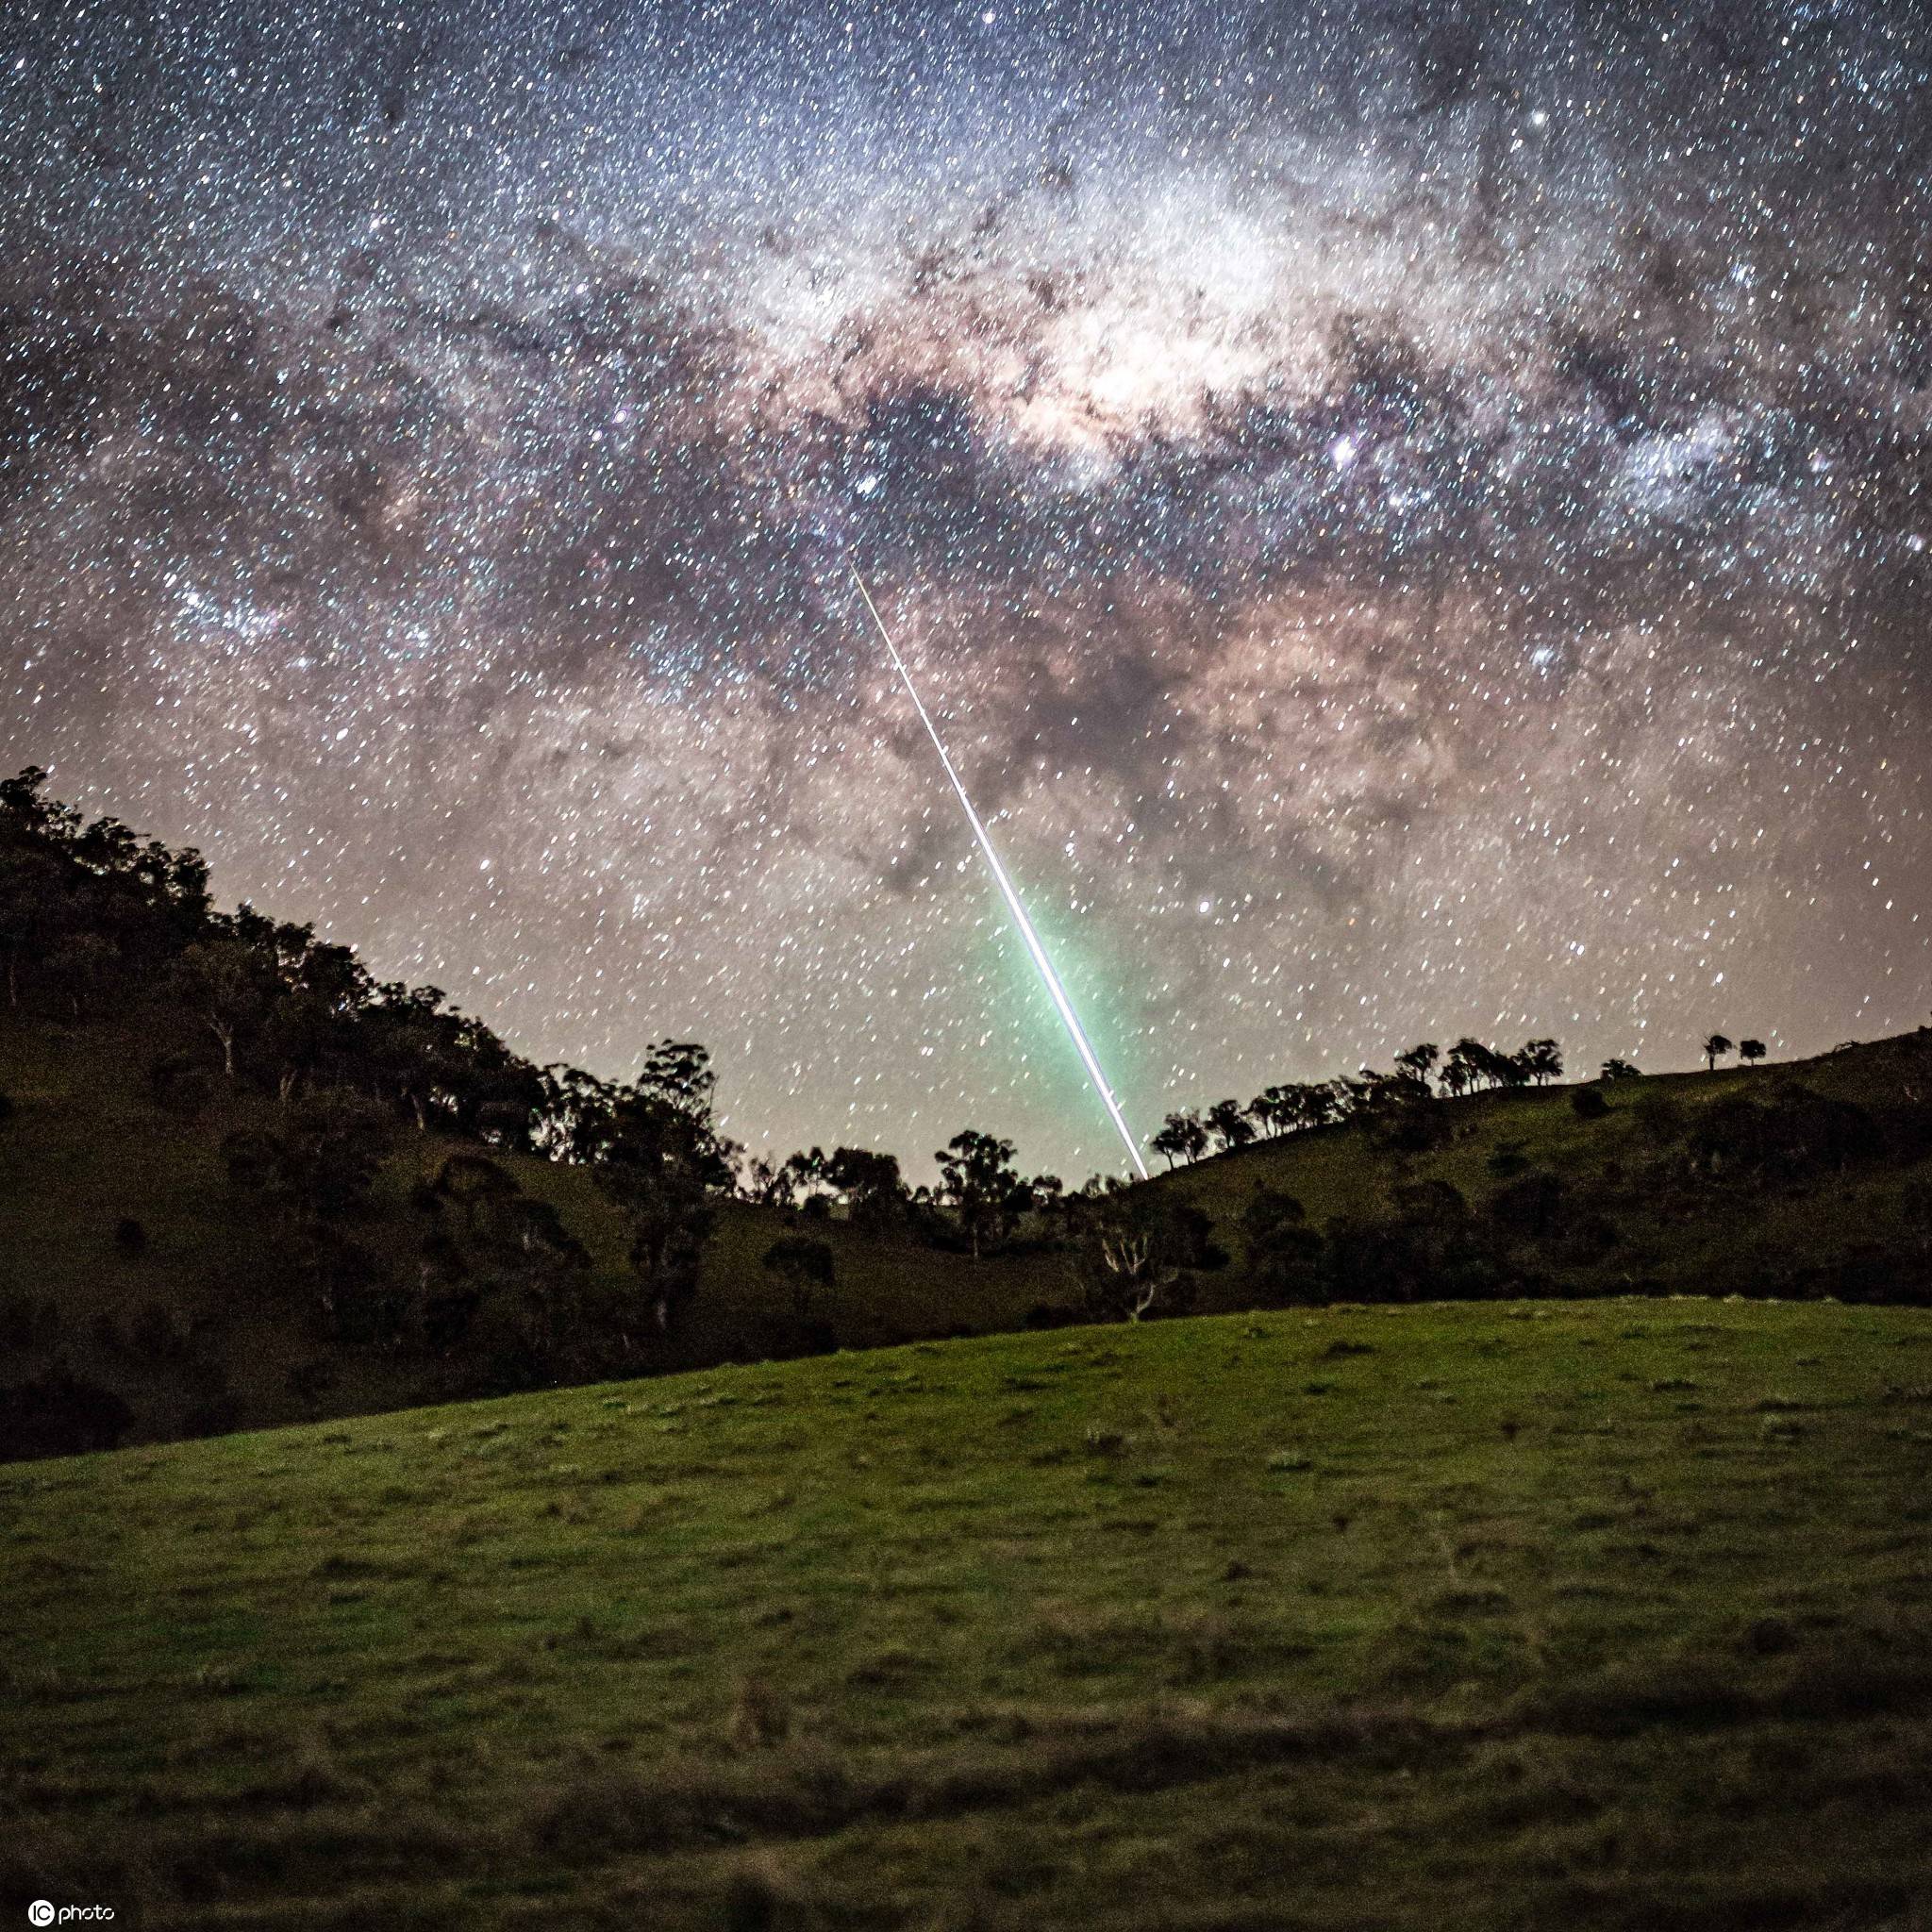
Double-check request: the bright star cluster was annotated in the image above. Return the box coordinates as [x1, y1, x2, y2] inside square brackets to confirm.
[2, 0, 1928, 1177]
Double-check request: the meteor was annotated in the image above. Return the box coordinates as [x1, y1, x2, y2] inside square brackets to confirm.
[849, 566, 1150, 1179]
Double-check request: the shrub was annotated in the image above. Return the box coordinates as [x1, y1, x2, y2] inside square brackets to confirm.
[1024, 1301, 1080, 1330]
[112, 1216, 146, 1254]
[285, 1358, 339, 1407]
[1490, 1171, 1566, 1240]
[1687, 1085, 1878, 1183]
[1571, 1086, 1610, 1120]
[422, 1285, 483, 1351]
[220, 1128, 283, 1191]
[129, 1301, 188, 1360]
[1486, 1140, 1531, 1178]
[180, 1394, 242, 1441]
[148, 1054, 212, 1116]
[0, 1363, 135, 1460]
[761, 1236, 836, 1320]
[0, 1291, 55, 1351]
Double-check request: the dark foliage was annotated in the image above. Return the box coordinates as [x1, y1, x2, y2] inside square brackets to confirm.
[1490, 1171, 1566, 1240]
[1685, 1084, 1878, 1183]
[1069, 1188, 1219, 1322]
[0, 1361, 134, 1459]
[762, 1236, 836, 1318]
[1240, 1186, 1324, 1305]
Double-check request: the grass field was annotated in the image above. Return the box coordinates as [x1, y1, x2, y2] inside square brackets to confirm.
[7, 1297, 1932, 1929]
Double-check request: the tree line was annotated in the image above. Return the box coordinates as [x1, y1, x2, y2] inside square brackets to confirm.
[1145, 1025, 1774, 1168]
[0, 768, 736, 1392]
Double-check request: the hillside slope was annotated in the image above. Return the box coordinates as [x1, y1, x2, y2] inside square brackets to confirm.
[5, 1299, 1931, 1929]
[1147, 1028, 1932, 1303]
[0, 1008, 1053, 1447]
[7, 1003, 1932, 1452]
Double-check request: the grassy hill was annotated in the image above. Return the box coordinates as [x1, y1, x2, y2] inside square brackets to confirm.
[1148, 1029, 1932, 1303]
[6, 1298, 1931, 1928]
[6, 1001, 1932, 1451]
[0, 1008, 1057, 1445]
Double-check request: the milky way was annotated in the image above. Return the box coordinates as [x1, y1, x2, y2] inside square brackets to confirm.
[3, 1, 1930, 1178]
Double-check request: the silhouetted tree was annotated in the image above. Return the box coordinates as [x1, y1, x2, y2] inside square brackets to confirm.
[1600, 1058, 1642, 1081]
[1239, 1185, 1324, 1304]
[1071, 1191, 1219, 1322]
[1149, 1108, 1209, 1168]
[1444, 1037, 1509, 1094]
[1205, 1096, 1257, 1153]
[824, 1146, 909, 1229]
[1740, 1039, 1768, 1068]
[1704, 1032, 1734, 1072]
[1027, 1173, 1074, 1241]
[167, 939, 273, 1082]
[1393, 1042, 1441, 1087]
[778, 1145, 834, 1209]
[531, 1061, 617, 1160]
[740, 1154, 793, 1208]
[762, 1236, 835, 1318]
[936, 1129, 1030, 1258]
[1251, 1082, 1342, 1136]
[1519, 1039, 1564, 1085]
[590, 1041, 731, 1338]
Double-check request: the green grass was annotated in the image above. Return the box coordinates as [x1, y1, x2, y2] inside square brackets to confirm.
[7, 1298, 1932, 1928]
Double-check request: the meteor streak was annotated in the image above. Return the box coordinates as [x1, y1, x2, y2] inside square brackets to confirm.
[849, 566, 1149, 1179]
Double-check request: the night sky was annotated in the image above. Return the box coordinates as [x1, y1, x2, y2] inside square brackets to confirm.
[3, 1, 1929, 1179]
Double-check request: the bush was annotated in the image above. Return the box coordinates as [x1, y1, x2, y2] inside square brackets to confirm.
[179, 1394, 242, 1441]
[0, 1363, 135, 1460]
[1024, 1301, 1080, 1330]
[130, 1301, 188, 1360]
[1368, 1098, 1452, 1153]
[113, 1216, 146, 1254]
[148, 1054, 212, 1116]
[285, 1358, 339, 1407]
[1486, 1140, 1531, 1178]
[0, 1291, 56, 1351]
[1490, 1171, 1566, 1240]
[1571, 1086, 1610, 1120]
[221, 1128, 283, 1191]
[1687, 1085, 1878, 1183]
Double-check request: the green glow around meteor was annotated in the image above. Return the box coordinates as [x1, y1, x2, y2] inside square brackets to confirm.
[850, 567, 1150, 1180]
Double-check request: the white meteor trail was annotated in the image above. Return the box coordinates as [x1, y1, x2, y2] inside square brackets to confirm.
[849, 566, 1149, 1179]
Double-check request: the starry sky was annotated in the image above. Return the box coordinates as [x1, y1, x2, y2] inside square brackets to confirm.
[3, 0, 1930, 1180]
